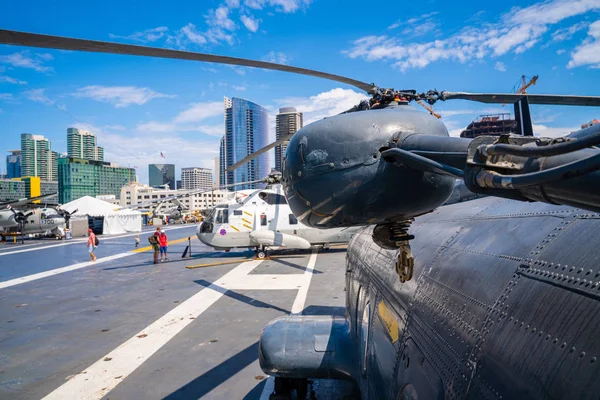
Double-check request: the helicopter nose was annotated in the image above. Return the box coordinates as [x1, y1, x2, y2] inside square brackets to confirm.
[282, 108, 456, 228]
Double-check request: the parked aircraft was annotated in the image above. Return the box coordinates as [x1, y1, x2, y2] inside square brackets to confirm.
[0, 194, 66, 242]
[196, 180, 359, 258]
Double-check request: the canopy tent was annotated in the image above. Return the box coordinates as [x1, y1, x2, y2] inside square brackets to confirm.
[61, 196, 142, 235]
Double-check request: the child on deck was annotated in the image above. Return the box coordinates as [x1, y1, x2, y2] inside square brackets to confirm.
[159, 231, 168, 262]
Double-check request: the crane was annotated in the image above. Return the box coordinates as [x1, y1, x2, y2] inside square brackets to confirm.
[514, 74, 539, 94]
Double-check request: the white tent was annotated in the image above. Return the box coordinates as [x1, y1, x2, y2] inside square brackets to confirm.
[61, 196, 142, 235]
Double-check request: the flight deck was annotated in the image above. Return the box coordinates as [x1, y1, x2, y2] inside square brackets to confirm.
[0, 225, 358, 399]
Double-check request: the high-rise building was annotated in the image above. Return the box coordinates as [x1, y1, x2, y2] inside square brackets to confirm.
[181, 167, 213, 191]
[67, 128, 104, 161]
[214, 156, 220, 188]
[148, 164, 175, 189]
[6, 150, 21, 179]
[275, 107, 303, 172]
[20, 133, 56, 181]
[58, 157, 135, 203]
[219, 137, 226, 187]
[221, 96, 270, 189]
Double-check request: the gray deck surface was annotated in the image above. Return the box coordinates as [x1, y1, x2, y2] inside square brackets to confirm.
[0, 225, 359, 399]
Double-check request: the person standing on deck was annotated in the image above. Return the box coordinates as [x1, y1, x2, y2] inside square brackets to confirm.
[87, 228, 97, 262]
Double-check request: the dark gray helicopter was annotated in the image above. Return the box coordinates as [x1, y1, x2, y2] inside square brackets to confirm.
[3, 29, 600, 400]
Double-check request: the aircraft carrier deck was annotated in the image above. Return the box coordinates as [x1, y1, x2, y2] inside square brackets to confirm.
[0, 225, 358, 399]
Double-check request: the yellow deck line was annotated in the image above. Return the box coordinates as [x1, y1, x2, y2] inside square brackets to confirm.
[132, 237, 190, 253]
[186, 258, 252, 269]
[241, 218, 251, 224]
[242, 224, 252, 230]
[230, 225, 240, 232]
[243, 211, 253, 217]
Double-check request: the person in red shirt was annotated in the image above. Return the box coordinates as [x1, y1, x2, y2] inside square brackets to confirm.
[87, 228, 97, 261]
[151, 227, 161, 264]
[159, 231, 169, 262]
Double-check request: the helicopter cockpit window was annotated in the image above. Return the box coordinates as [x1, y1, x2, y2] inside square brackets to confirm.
[215, 209, 229, 224]
[40, 212, 47, 219]
[222, 209, 229, 224]
[289, 214, 298, 225]
[260, 214, 267, 226]
[258, 192, 287, 205]
[205, 208, 215, 223]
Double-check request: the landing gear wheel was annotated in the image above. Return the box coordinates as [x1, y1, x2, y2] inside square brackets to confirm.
[270, 377, 292, 399]
[257, 250, 267, 259]
[295, 378, 309, 399]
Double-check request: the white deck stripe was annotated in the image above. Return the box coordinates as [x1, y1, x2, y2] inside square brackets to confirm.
[0, 252, 136, 290]
[260, 250, 319, 399]
[42, 259, 264, 400]
[291, 250, 318, 314]
[0, 225, 194, 257]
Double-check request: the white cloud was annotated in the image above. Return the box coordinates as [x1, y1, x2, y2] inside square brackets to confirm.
[24, 88, 52, 105]
[494, 61, 507, 71]
[263, 51, 289, 64]
[109, 27, 169, 43]
[231, 85, 247, 91]
[73, 85, 175, 108]
[552, 21, 588, 41]
[556, 49, 566, 54]
[344, 0, 600, 71]
[173, 101, 223, 123]
[180, 23, 208, 45]
[23, 88, 67, 110]
[532, 123, 579, 138]
[567, 20, 600, 68]
[388, 12, 439, 36]
[0, 75, 27, 84]
[277, 88, 369, 124]
[240, 14, 260, 32]
[0, 51, 54, 73]
[243, 0, 311, 13]
[0, 93, 12, 101]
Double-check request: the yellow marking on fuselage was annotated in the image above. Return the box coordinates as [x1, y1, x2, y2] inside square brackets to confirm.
[241, 217, 251, 225]
[132, 237, 190, 253]
[243, 211, 253, 217]
[377, 300, 400, 344]
[230, 225, 240, 232]
[243, 223, 252, 230]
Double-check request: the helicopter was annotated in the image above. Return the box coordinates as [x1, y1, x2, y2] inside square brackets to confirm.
[0, 193, 67, 243]
[196, 172, 361, 258]
[3, 28, 600, 400]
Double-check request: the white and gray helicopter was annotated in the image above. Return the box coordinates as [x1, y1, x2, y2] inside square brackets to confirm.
[196, 173, 360, 258]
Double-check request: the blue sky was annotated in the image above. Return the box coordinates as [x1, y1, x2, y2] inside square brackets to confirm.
[1, 0, 599, 184]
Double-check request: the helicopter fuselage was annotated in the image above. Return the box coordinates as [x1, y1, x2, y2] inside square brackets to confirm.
[196, 185, 359, 251]
[260, 197, 600, 399]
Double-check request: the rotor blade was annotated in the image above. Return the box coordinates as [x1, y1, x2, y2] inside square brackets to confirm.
[0, 193, 58, 208]
[127, 179, 264, 210]
[0, 29, 378, 94]
[439, 91, 600, 106]
[226, 134, 293, 172]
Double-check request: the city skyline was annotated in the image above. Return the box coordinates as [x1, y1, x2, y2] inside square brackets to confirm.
[3, 0, 598, 187]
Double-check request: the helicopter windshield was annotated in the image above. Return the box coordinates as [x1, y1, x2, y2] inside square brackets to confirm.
[215, 209, 229, 224]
